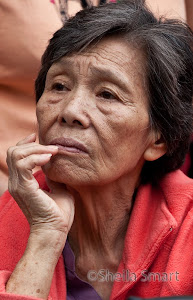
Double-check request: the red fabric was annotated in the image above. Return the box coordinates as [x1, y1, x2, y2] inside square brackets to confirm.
[0, 170, 193, 299]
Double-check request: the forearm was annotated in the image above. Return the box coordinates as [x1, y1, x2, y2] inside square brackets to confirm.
[6, 231, 66, 299]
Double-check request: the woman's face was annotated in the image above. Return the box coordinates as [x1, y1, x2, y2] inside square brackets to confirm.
[36, 36, 156, 186]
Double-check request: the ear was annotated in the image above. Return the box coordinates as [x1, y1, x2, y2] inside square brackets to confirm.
[144, 132, 167, 162]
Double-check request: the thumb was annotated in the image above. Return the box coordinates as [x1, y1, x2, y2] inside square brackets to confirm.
[45, 177, 75, 228]
[46, 177, 67, 194]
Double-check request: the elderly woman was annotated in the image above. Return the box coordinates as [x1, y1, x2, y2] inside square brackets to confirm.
[0, 1, 193, 299]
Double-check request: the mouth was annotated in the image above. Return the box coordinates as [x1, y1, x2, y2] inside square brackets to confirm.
[49, 137, 88, 154]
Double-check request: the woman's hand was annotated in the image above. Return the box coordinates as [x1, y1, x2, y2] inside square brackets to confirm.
[7, 133, 75, 237]
[6, 133, 75, 299]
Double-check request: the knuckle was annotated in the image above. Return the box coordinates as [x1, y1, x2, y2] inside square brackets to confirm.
[7, 146, 15, 158]
[8, 179, 25, 199]
[15, 159, 23, 169]
[12, 147, 22, 160]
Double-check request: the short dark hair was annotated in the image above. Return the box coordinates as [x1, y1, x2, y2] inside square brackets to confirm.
[35, 0, 193, 183]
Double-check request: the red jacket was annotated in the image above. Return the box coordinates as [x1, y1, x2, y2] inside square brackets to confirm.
[0, 170, 193, 300]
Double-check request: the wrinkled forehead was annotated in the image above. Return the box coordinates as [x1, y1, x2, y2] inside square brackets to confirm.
[47, 35, 147, 84]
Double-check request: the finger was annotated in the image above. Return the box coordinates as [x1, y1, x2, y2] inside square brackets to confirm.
[46, 178, 74, 203]
[8, 153, 52, 199]
[19, 153, 53, 171]
[46, 178, 75, 211]
[16, 133, 36, 146]
[7, 144, 58, 168]
[46, 177, 67, 193]
[16, 153, 53, 181]
[8, 142, 58, 153]
[12, 144, 58, 160]
[44, 178, 75, 230]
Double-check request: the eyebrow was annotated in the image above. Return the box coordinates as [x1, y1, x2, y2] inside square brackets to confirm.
[90, 66, 133, 94]
[48, 58, 133, 95]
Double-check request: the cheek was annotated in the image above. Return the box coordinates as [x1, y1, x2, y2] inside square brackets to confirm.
[98, 108, 150, 161]
[36, 101, 47, 124]
[100, 110, 138, 145]
[36, 102, 58, 143]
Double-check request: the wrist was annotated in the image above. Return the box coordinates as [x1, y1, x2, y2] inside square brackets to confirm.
[28, 227, 67, 259]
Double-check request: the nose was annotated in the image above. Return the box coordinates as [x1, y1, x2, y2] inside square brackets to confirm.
[58, 92, 91, 128]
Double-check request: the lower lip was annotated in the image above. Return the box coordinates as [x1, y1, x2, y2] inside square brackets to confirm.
[56, 144, 87, 154]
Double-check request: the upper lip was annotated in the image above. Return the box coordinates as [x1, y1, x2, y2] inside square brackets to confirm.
[49, 137, 88, 153]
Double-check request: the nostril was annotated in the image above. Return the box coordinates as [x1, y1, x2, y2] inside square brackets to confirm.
[73, 120, 82, 126]
[60, 117, 83, 126]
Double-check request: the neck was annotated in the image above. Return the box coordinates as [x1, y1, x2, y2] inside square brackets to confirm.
[67, 172, 139, 263]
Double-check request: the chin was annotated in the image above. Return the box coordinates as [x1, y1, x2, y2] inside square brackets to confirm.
[41, 160, 92, 187]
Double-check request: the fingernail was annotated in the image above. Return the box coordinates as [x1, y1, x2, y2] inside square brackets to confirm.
[41, 153, 52, 158]
[26, 133, 36, 138]
[46, 145, 59, 150]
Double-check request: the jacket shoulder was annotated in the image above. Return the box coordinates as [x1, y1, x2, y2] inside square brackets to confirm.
[160, 170, 193, 203]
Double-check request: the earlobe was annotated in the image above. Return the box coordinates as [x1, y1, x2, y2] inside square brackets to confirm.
[144, 134, 167, 162]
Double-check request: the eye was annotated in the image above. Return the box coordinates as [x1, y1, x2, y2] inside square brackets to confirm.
[52, 82, 68, 91]
[98, 90, 117, 100]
